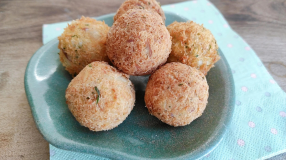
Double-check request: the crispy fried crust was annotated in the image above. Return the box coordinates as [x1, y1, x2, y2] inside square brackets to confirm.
[167, 21, 220, 75]
[65, 61, 135, 131]
[114, 0, 165, 23]
[107, 9, 171, 76]
[144, 62, 209, 127]
[58, 16, 110, 77]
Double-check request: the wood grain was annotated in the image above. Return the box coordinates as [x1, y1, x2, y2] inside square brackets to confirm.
[212, 0, 286, 91]
[0, 0, 285, 159]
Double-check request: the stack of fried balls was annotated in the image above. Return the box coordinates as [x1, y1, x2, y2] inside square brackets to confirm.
[58, 0, 220, 131]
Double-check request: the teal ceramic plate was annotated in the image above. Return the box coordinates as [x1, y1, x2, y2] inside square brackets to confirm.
[25, 12, 235, 160]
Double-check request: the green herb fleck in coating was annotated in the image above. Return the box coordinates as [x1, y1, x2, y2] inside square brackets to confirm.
[95, 86, 100, 104]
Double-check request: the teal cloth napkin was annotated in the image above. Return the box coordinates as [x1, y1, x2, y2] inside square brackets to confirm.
[43, 0, 286, 159]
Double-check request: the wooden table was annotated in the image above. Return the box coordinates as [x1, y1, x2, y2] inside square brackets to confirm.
[0, 0, 285, 159]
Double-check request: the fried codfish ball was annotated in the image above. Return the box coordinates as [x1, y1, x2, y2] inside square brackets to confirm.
[144, 62, 209, 127]
[65, 61, 135, 131]
[107, 9, 172, 76]
[167, 21, 220, 75]
[113, 0, 165, 23]
[58, 16, 110, 77]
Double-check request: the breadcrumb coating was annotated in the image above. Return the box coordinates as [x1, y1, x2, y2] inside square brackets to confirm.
[65, 61, 135, 131]
[167, 21, 220, 75]
[107, 9, 171, 76]
[145, 62, 209, 127]
[114, 0, 165, 23]
[58, 16, 110, 77]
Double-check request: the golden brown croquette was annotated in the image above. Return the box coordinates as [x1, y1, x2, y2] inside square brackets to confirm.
[58, 16, 110, 77]
[107, 9, 171, 76]
[65, 61, 135, 131]
[167, 21, 220, 75]
[114, 0, 165, 23]
[144, 62, 209, 127]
